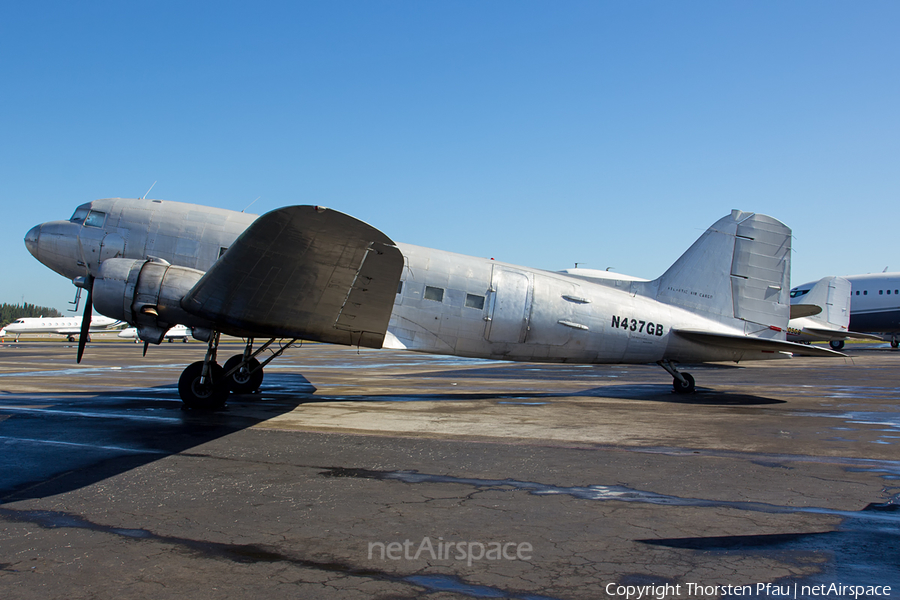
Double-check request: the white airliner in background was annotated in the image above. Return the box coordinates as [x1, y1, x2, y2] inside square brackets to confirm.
[0, 315, 121, 342]
[791, 272, 900, 348]
[118, 325, 191, 343]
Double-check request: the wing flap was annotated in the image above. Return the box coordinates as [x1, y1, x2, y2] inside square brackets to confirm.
[673, 329, 846, 357]
[182, 206, 403, 347]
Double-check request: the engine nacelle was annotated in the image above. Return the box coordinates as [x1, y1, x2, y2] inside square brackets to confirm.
[93, 258, 212, 344]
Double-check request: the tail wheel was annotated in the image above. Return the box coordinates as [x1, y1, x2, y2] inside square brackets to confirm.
[223, 355, 264, 393]
[178, 361, 227, 409]
[673, 372, 695, 394]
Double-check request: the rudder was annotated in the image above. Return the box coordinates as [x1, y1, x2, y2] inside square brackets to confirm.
[653, 210, 791, 330]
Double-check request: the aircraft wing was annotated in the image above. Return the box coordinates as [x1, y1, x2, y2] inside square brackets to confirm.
[801, 327, 883, 341]
[182, 205, 404, 348]
[672, 329, 846, 357]
[789, 304, 822, 319]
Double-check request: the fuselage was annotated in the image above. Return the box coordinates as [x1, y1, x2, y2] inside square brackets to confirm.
[26, 199, 789, 367]
[24, 198, 258, 282]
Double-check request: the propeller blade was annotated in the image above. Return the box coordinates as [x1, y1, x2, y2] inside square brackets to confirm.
[142, 341, 149, 357]
[76, 275, 94, 364]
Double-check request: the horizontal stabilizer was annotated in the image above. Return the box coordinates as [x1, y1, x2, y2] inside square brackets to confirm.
[790, 304, 822, 319]
[673, 329, 846, 357]
[182, 206, 404, 347]
[801, 327, 883, 341]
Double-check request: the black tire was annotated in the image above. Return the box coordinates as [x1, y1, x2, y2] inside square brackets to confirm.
[178, 361, 227, 409]
[829, 340, 845, 351]
[673, 372, 695, 394]
[223, 354, 264, 393]
[892, 340, 899, 349]
[67, 335, 76, 342]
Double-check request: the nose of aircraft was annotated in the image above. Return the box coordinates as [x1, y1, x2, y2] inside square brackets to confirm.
[24, 224, 40, 258]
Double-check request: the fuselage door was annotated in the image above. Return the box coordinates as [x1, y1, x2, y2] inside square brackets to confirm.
[486, 267, 532, 344]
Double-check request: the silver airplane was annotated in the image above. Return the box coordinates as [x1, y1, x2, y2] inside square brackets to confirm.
[791, 272, 900, 349]
[25, 198, 841, 408]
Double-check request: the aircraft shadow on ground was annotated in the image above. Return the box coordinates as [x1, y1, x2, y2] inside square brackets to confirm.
[0, 384, 307, 505]
[290, 384, 785, 407]
[391, 362, 743, 382]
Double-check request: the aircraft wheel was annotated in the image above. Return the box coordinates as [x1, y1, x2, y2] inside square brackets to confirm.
[178, 361, 227, 409]
[67, 335, 76, 342]
[892, 340, 899, 349]
[223, 355, 264, 393]
[673, 372, 695, 394]
[829, 340, 845, 351]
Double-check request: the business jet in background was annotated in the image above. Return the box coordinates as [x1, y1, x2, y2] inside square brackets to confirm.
[790, 272, 900, 349]
[118, 324, 191, 343]
[0, 315, 120, 342]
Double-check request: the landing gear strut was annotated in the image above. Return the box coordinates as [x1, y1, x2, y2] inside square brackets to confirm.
[177, 336, 301, 407]
[658, 360, 695, 394]
[178, 332, 228, 409]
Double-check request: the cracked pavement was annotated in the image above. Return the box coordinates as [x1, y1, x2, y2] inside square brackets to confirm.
[0, 340, 898, 598]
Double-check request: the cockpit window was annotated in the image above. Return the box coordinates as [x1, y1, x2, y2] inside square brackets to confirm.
[84, 210, 107, 228]
[789, 289, 810, 298]
[70, 206, 90, 224]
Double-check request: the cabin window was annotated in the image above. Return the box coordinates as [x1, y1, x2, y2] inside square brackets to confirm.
[864, 291, 868, 295]
[855, 291, 859, 295]
[424, 286, 444, 302]
[397, 281, 403, 294]
[70, 206, 90, 224]
[84, 210, 107, 228]
[465, 293, 485, 310]
[880, 290, 883, 295]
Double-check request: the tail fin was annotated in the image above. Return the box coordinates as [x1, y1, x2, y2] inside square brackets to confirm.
[652, 210, 791, 330]
[792, 276, 851, 330]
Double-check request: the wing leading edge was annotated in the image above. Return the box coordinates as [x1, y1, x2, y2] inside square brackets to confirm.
[182, 205, 404, 347]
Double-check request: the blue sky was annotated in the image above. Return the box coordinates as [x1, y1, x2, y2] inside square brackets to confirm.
[2, 2, 898, 312]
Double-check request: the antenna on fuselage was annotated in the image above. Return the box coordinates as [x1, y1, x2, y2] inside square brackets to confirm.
[141, 181, 157, 200]
[242, 196, 261, 213]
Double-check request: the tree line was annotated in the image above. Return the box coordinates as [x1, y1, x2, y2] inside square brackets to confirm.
[0, 303, 63, 327]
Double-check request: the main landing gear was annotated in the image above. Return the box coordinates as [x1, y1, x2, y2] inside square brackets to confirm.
[658, 360, 695, 394]
[177, 333, 300, 409]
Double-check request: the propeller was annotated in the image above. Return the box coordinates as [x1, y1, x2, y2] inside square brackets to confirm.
[76, 275, 94, 363]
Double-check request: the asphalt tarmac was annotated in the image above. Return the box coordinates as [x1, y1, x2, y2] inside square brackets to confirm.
[0, 340, 897, 599]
